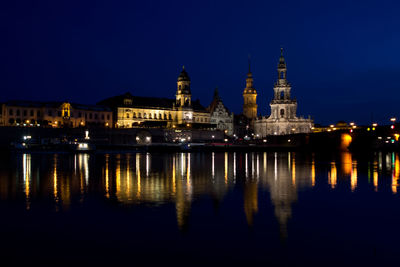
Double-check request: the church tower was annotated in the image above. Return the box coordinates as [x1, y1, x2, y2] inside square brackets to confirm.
[176, 66, 192, 107]
[269, 48, 297, 120]
[243, 61, 257, 119]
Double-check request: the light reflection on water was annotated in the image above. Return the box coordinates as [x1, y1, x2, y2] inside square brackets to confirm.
[3, 151, 399, 232]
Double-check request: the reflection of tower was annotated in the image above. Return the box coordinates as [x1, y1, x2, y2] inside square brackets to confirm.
[264, 152, 298, 239]
[243, 181, 258, 226]
[175, 153, 192, 231]
[243, 60, 258, 119]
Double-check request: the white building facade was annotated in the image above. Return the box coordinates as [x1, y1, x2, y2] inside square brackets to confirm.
[254, 49, 313, 137]
[208, 88, 234, 136]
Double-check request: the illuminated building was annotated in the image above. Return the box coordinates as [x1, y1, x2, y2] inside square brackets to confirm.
[242, 61, 258, 120]
[98, 67, 228, 131]
[0, 101, 112, 128]
[254, 49, 313, 136]
[208, 88, 234, 136]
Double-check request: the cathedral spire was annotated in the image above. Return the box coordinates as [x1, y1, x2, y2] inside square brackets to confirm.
[278, 48, 287, 81]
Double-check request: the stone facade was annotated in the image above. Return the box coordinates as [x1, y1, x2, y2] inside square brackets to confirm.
[208, 88, 234, 136]
[98, 67, 213, 129]
[242, 63, 258, 120]
[254, 49, 313, 136]
[0, 101, 112, 128]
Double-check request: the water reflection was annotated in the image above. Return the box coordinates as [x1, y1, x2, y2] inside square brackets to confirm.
[0, 151, 399, 237]
[23, 154, 31, 210]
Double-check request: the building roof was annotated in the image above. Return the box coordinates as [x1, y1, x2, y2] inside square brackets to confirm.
[178, 66, 190, 82]
[207, 88, 231, 114]
[3, 100, 111, 111]
[98, 92, 207, 112]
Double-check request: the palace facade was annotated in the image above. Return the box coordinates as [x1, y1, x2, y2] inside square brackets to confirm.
[254, 49, 313, 136]
[98, 67, 234, 135]
[0, 101, 112, 128]
[208, 88, 234, 135]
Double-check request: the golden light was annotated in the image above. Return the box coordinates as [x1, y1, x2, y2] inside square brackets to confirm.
[26, 120, 30, 123]
[330, 124, 334, 128]
[391, 118, 396, 122]
[341, 133, 352, 149]
[372, 123, 378, 127]
[349, 122, 355, 126]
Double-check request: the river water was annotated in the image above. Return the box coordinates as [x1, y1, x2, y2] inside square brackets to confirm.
[0, 151, 399, 266]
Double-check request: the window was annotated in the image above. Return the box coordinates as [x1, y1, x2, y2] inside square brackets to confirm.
[169, 114, 172, 120]
[30, 110, 34, 116]
[126, 113, 130, 118]
[280, 109, 285, 117]
[123, 98, 132, 105]
[48, 110, 52, 116]
[164, 114, 167, 120]
[37, 110, 41, 117]
[101, 114, 104, 120]
[94, 114, 98, 119]
[78, 112, 82, 118]
[107, 114, 110, 120]
[280, 91, 284, 99]
[159, 113, 162, 119]
[133, 112, 136, 118]
[139, 113, 142, 118]
[58, 111, 61, 117]
[9, 109, 13, 116]
[144, 113, 147, 118]
[23, 110, 27, 116]
[89, 113, 93, 119]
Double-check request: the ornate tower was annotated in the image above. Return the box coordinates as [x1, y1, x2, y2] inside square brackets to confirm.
[269, 48, 297, 120]
[176, 66, 192, 107]
[243, 61, 257, 119]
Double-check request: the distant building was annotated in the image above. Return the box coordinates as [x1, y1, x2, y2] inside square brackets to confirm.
[0, 101, 112, 128]
[207, 88, 234, 136]
[254, 49, 313, 136]
[99, 67, 230, 132]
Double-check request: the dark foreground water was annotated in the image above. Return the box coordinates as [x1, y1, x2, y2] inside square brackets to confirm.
[0, 151, 399, 266]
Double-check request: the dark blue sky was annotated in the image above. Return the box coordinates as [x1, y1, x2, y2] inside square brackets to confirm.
[1, 0, 399, 125]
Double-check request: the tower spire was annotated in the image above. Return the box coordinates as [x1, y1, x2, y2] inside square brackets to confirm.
[248, 54, 251, 74]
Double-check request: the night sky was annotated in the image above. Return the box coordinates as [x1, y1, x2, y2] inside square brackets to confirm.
[1, 0, 399, 125]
